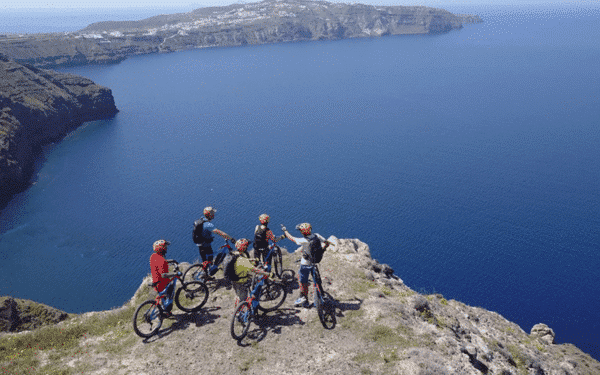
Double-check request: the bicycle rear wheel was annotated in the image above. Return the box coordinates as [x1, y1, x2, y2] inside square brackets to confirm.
[175, 281, 209, 312]
[133, 300, 163, 338]
[318, 298, 336, 330]
[257, 280, 287, 312]
[231, 301, 252, 340]
[273, 246, 283, 278]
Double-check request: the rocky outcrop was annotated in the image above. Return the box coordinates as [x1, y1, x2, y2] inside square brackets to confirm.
[0, 297, 69, 332]
[0, 0, 473, 69]
[1, 238, 598, 374]
[0, 54, 118, 209]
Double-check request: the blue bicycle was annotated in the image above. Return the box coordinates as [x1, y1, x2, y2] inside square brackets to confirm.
[133, 260, 209, 338]
[230, 272, 287, 341]
[310, 263, 336, 329]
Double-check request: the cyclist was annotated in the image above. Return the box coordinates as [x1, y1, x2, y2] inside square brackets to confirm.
[192, 206, 235, 264]
[149, 239, 175, 317]
[230, 238, 272, 308]
[253, 214, 285, 266]
[281, 223, 330, 308]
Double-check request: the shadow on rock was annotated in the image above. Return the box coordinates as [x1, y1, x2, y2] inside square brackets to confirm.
[236, 308, 305, 346]
[142, 307, 221, 343]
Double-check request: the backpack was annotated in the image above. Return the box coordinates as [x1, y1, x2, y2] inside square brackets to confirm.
[192, 218, 211, 244]
[307, 234, 325, 264]
[254, 225, 268, 249]
[222, 252, 240, 282]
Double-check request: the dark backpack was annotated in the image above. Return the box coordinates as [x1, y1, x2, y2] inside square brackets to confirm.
[192, 218, 210, 244]
[222, 252, 240, 282]
[307, 234, 325, 264]
[254, 225, 268, 249]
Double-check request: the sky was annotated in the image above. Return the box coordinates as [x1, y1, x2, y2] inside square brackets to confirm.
[0, 0, 593, 9]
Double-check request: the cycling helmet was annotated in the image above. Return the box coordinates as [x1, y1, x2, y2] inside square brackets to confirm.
[296, 222, 312, 236]
[259, 214, 270, 225]
[203, 206, 216, 220]
[235, 238, 250, 253]
[153, 239, 170, 255]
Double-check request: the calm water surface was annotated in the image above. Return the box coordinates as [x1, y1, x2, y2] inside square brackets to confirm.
[0, 4, 599, 358]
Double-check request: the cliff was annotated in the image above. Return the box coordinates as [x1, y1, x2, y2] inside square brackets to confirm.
[0, 54, 118, 210]
[0, 0, 471, 69]
[0, 238, 598, 374]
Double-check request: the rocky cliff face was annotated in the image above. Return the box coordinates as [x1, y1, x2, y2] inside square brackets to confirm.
[0, 0, 470, 69]
[0, 238, 597, 374]
[0, 54, 118, 209]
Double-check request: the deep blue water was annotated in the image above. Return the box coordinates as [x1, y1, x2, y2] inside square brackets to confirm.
[1, 4, 599, 359]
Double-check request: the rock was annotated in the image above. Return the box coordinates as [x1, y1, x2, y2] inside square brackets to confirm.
[531, 323, 556, 345]
[0, 297, 18, 331]
[0, 55, 118, 209]
[413, 295, 430, 313]
[0, 296, 69, 332]
[0, 0, 471, 69]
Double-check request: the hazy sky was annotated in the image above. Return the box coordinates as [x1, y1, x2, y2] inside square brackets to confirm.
[1, 0, 588, 9]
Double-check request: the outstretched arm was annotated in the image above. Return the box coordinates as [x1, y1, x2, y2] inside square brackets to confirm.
[213, 228, 234, 241]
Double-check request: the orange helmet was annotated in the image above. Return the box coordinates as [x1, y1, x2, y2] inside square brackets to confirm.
[235, 238, 250, 253]
[203, 206, 216, 220]
[153, 239, 170, 255]
[259, 214, 270, 225]
[296, 223, 312, 236]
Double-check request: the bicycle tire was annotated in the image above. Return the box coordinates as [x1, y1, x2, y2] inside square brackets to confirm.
[133, 300, 163, 338]
[319, 298, 337, 329]
[273, 245, 283, 278]
[231, 301, 252, 340]
[257, 280, 287, 312]
[175, 281, 209, 312]
[182, 263, 204, 283]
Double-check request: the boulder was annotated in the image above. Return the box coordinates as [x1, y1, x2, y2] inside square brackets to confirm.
[531, 323, 556, 345]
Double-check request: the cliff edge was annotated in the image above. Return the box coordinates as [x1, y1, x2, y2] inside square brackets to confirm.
[0, 238, 598, 374]
[0, 54, 118, 210]
[0, 0, 472, 69]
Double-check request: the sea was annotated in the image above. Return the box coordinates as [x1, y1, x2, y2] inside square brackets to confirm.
[0, 3, 599, 360]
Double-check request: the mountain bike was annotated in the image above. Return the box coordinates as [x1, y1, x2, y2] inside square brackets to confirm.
[250, 244, 287, 312]
[230, 273, 285, 341]
[183, 240, 238, 283]
[310, 263, 336, 329]
[133, 260, 209, 338]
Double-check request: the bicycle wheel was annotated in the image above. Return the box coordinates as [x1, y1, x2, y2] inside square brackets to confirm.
[257, 280, 287, 312]
[319, 298, 337, 330]
[182, 264, 204, 283]
[133, 300, 163, 338]
[273, 246, 283, 278]
[231, 301, 252, 340]
[175, 281, 209, 312]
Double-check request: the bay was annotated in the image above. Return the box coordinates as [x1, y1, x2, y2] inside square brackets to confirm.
[0, 4, 599, 359]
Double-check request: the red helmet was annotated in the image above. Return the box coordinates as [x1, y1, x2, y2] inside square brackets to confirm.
[235, 238, 250, 253]
[153, 239, 170, 255]
[259, 214, 270, 225]
[297, 223, 312, 236]
[203, 206, 216, 220]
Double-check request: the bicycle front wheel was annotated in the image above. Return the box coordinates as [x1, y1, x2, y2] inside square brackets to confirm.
[231, 301, 252, 340]
[133, 300, 163, 338]
[273, 246, 283, 278]
[182, 264, 204, 283]
[257, 280, 287, 312]
[175, 281, 209, 312]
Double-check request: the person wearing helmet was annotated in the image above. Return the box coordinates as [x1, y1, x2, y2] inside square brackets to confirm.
[192, 206, 235, 264]
[253, 213, 284, 266]
[149, 239, 175, 316]
[281, 223, 329, 308]
[230, 238, 272, 308]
